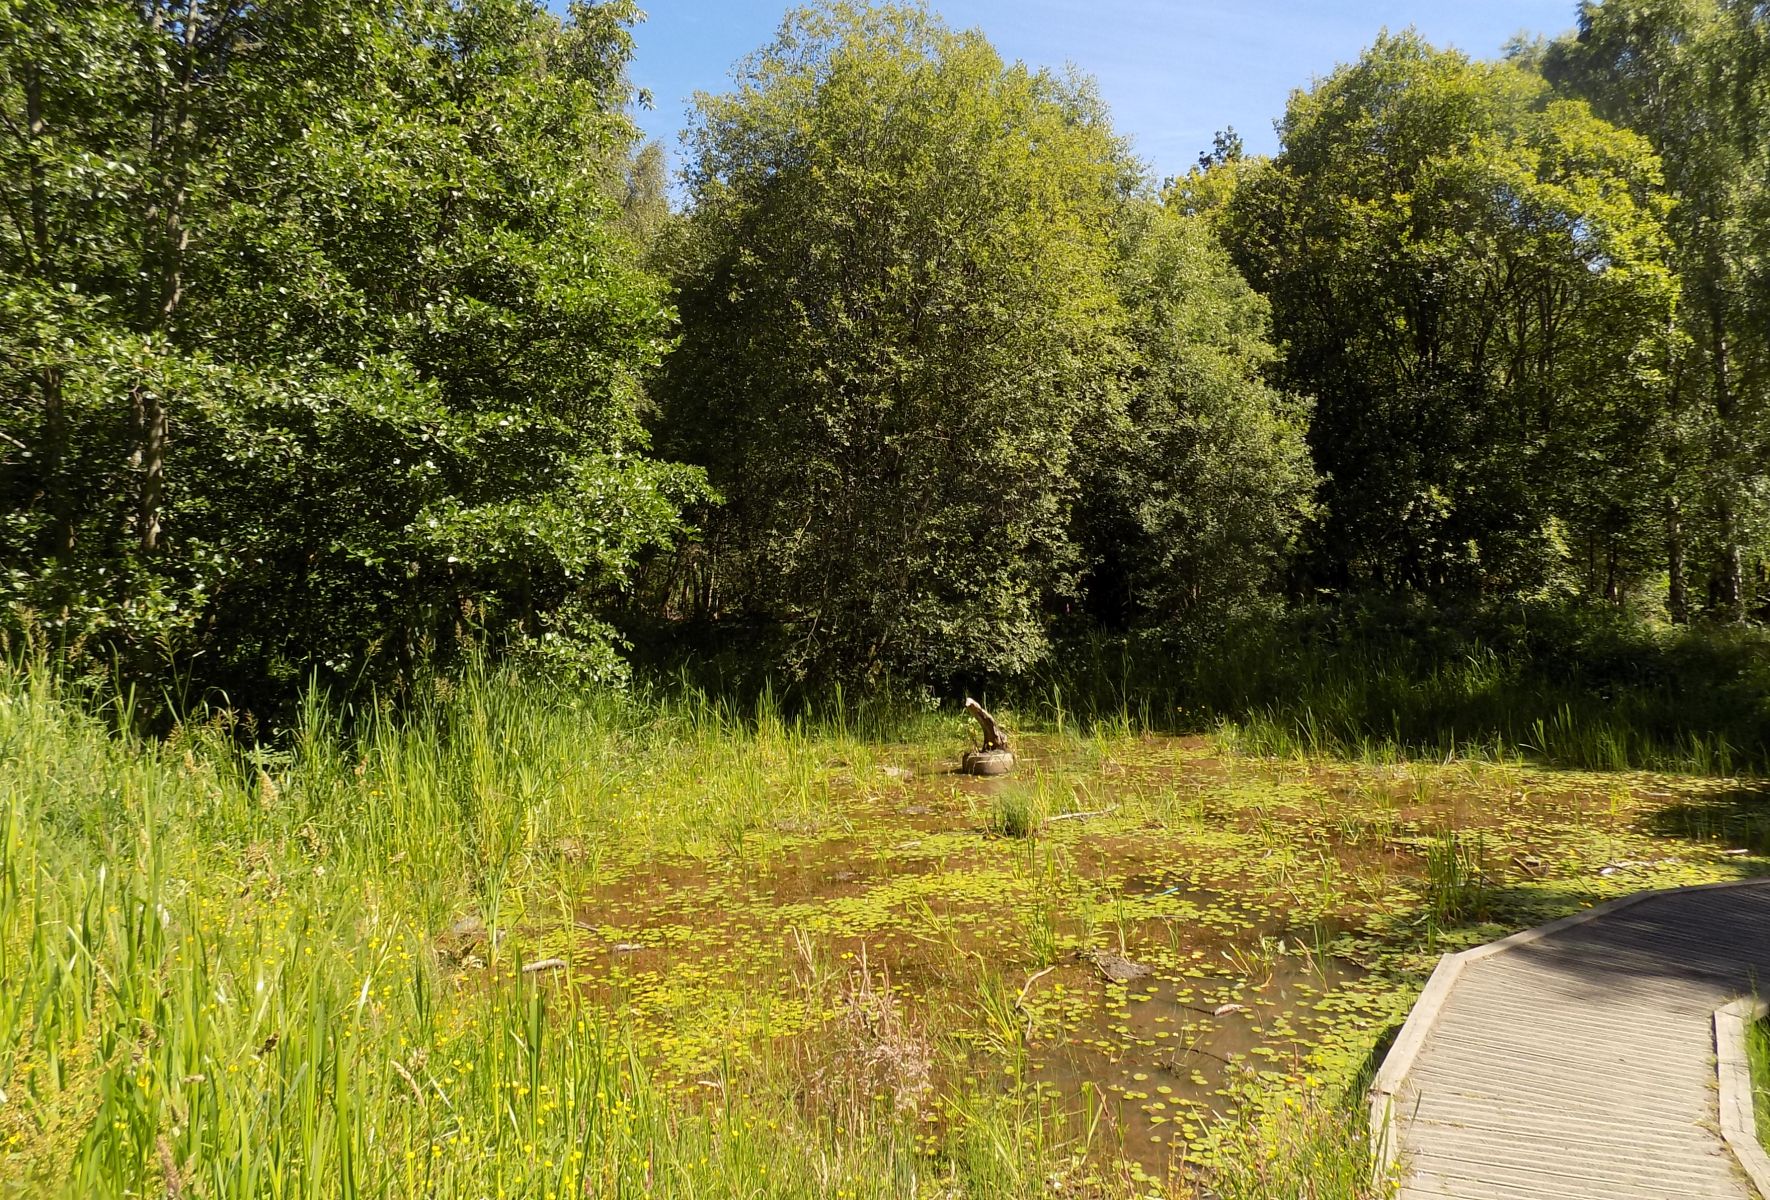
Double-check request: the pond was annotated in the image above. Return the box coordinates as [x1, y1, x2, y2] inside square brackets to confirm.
[525, 733, 1767, 1185]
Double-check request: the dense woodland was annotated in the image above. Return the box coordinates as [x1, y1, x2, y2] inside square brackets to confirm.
[6, 5, 1770, 1197]
[3, 0, 1768, 715]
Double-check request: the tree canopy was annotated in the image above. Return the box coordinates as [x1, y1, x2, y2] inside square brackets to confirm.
[1076, 201, 1314, 639]
[0, 0, 704, 700]
[657, 3, 1316, 686]
[1, 0, 1766, 708]
[1544, 0, 1770, 619]
[659, 3, 1127, 685]
[1224, 32, 1680, 601]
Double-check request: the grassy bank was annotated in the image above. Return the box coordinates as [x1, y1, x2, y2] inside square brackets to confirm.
[1753, 1014, 1770, 1154]
[0, 663, 1388, 1199]
[1036, 604, 1770, 774]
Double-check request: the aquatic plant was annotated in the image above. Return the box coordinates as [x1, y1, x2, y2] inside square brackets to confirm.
[1423, 829, 1489, 926]
[990, 789, 1040, 838]
[1749, 1012, 1770, 1152]
[3, 658, 1764, 1197]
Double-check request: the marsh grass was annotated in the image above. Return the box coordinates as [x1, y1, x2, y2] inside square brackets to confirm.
[1203, 1085, 1389, 1200]
[1751, 1014, 1770, 1153]
[1023, 903, 1062, 967]
[19, 604, 1770, 1200]
[990, 788, 1041, 838]
[1035, 608, 1770, 774]
[2, 660, 1147, 1199]
[1423, 830, 1489, 926]
[0, 659, 1399, 1200]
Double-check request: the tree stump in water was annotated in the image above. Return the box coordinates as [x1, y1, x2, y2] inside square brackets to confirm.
[960, 697, 1015, 775]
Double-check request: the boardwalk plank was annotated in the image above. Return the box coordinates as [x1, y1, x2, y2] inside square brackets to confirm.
[1376, 879, 1770, 1200]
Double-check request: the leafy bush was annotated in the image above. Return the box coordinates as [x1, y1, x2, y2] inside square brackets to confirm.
[0, 0, 704, 712]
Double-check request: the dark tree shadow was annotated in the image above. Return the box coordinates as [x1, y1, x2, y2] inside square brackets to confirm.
[1427, 872, 1770, 1002]
[1640, 785, 1770, 856]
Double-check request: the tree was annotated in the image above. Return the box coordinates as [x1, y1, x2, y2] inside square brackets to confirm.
[0, 0, 704, 702]
[1075, 202, 1315, 638]
[1545, 0, 1770, 620]
[659, 2, 1134, 685]
[617, 140, 674, 249]
[1224, 32, 1680, 603]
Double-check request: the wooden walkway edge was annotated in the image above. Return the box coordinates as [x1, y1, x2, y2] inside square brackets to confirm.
[1370, 878, 1770, 1200]
[1717, 998, 1770, 1198]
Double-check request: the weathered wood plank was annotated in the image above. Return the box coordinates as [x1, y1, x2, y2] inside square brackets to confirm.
[1374, 879, 1770, 1199]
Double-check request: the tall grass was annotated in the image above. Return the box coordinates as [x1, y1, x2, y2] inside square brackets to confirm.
[1034, 603, 1770, 773]
[0, 662, 1117, 1198]
[1420, 830, 1490, 944]
[0, 660, 1393, 1198]
[1204, 1089, 1389, 1200]
[1750, 1013, 1770, 1153]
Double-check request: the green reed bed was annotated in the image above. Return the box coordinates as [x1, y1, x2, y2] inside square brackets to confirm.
[0, 666, 1071, 1198]
[1751, 1014, 1770, 1154]
[1034, 605, 1770, 774]
[0, 662, 1397, 1199]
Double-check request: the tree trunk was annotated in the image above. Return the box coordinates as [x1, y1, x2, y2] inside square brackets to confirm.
[1711, 309, 1744, 621]
[964, 697, 1009, 752]
[1666, 496, 1688, 624]
[1720, 502, 1745, 621]
[130, 0, 201, 557]
[41, 366, 74, 565]
[136, 386, 167, 553]
[23, 70, 74, 566]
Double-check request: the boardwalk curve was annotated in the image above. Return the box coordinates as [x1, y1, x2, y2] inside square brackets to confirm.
[1370, 879, 1770, 1200]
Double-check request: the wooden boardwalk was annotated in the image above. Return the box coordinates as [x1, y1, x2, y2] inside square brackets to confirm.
[1371, 879, 1770, 1200]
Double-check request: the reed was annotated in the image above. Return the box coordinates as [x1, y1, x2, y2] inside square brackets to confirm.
[1033, 605, 1770, 774]
[0, 655, 1407, 1198]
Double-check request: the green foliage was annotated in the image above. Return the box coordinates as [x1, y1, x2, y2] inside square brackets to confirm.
[0, 662, 1115, 1197]
[1424, 830, 1490, 926]
[1751, 1013, 1770, 1152]
[658, 4, 1315, 684]
[1205, 1088, 1385, 1200]
[659, 2, 1134, 686]
[1544, 0, 1770, 621]
[1037, 600, 1770, 772]
[1226, 32, 1681, 601]
[988, 782, 1046, 839]
[1077, 202, 1315, 637]
[8, 4, 1770, 1193]
[0, 0, 705, 705]
[3, 658, 1440, 1198]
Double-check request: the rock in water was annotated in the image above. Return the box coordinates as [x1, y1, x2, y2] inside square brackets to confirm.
[1082, 948, 1154, 983]
[960, 698, 1014, 775]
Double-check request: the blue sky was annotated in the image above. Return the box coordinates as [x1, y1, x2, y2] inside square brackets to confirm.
[626, 1, 1580, 181]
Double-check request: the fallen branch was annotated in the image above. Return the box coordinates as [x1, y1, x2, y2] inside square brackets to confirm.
[521, 957, 567, 974]
[964, 697, 1010, 752]
[1044, 806, 1118, 824]
[1015, 965, 1056, 1009]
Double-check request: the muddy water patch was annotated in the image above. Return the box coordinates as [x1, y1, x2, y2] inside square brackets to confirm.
[1028, 953, 1363, 1166]
[531, 736, 1767, 1180]
[563, 806, 1386, 1174]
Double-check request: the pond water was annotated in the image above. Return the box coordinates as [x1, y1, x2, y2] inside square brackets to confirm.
[548, 734, 1767, 1179]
